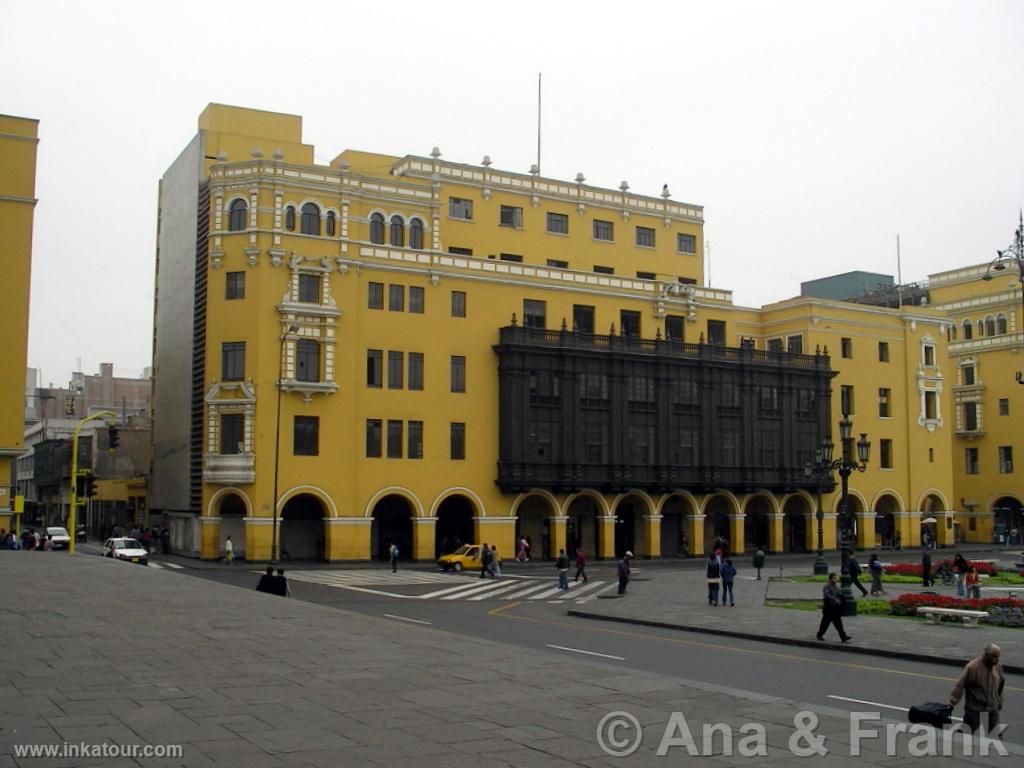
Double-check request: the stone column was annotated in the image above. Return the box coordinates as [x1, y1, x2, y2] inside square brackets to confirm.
[643, 515, 662, 558]
[856, 511, 876, 549]
[768, 513, 785, 554]
[598, 515, 617, 559]
[411, 517, 438, 562]
[728, 513, 745, 554]
[548, 515, 568, 558]
[244, 516, 274, 561]
[474, 516, 517, 563]
[324, 518, 372, 560]
[686, 514, 705, 556]
[200, 516, 222, 560]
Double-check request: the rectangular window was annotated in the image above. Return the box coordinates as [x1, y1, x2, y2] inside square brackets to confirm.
[387, 420, 403, 459]
[880, 438, 893, 469]
[878, 388, 891, 418]
[448, 246, 473, 256]
[451, 290, 467, 318]
[450, 356, 466, 393]
[298, 273, 320, 303]
[962, 365, 975, 385]
[677, 233, 697, 253]
[450, 422, 466, 460]
[221, 342, 245, 382]
[294, 416, 319, 456]
[408, 421, 423, 459]
[220, 413, 243, 455]
[449, 197, 473, 220]
[573, 304, 595, 334]
[593, 265, 614, 275]
[499, 205, 523, 228]
[546, 212, 569, 234]
[389, 284, 405, 311]
[523, 299, 546, 329]
[841, 385, 854, 416]
[924, 390, 938, 421]
[584, 423, 609, 464]
[635, 226, 655, 248]
[707, 320, 726, 346]
[388, 351, 404, 390]
[787, 335, 803, 355]
[408, 352, 424, 390]
[963, 402, 978, 431]
[546, 258, 569, 269]
[366, 349, 383, 388]
[999, 446, 1014, 474]
[878, 341, 890, 362]
[636, 271, 656, 280]
[226, 271, 245, 300]
[579, 372, 609, 400]
[593, 219, 614, 241]
[409, 286, 425, 314]
[767, 338, 784, 353]
[366, 419, 382, 458]
[841, 337, 852, 359]
[965, 447, 979, 475]
[620, 310, 641, 337]
[368, 282, 384, 309]
[665, 315, 684, 342]
[923, 345, 936, 366]
[1000, 398, 1010, 416]
[499, 253, 523, 262]
[295, 339, 321, 383]
[929, 448, 934, 463]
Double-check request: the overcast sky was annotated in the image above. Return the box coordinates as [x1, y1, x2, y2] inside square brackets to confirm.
[4, 0, 1023, 387]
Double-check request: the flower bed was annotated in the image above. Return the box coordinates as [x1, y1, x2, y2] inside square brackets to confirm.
[890, 593, 1024, 627]
[884, 560, 998, 577]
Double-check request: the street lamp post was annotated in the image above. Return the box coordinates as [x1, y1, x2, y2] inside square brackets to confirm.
[67, 411, 117, 555]
[983, 211, 1024, 385]
[804, 414, 870, 615]
[270, 323, 299, 563]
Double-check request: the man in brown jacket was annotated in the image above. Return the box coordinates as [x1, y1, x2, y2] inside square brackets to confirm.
[949, 643, 1005, 734]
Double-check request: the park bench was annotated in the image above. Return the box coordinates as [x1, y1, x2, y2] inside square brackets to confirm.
[916, 606, 988, 627]
[979, 586, 1020, 598]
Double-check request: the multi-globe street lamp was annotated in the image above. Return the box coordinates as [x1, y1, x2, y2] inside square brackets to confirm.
[804, 414, 870, 616]
[982, 211, 1024, 385]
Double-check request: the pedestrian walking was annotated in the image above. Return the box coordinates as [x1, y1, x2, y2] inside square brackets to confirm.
[752, 548, 766, 580]
[868, 553, 886, 595]
[617, 551, 632, 594]
[817, 573, 851, 642]
[389, 542, 399, 573]
[524, 535, 532, 562]
[491, 545, 502, 577]
[274, 568, 291, 597]
[224, 535, 234, 565]
[479, 542, 495, 578]
[517, 536, 528, 562]
[573, 548, 588, 583]
[556, 549, 570, 589]
[720, 558, 737, 606]
[949, 643, 1004, 735]
[965, 566, 981, 599]
[706, 553, 721, 606]
[847, 554, 867, 597]
[255, 566, 276, 593]
[921, 550, 933, 587]
[953, 552, 969, 598]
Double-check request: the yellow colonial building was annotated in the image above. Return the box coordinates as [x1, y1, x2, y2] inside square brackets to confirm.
[0, 114, 38, 535]
[151, 104, 1008, 562]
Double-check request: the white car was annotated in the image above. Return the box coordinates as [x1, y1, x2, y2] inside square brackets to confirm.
[45, 526, 71, 550]
[103, 537, 149, 565]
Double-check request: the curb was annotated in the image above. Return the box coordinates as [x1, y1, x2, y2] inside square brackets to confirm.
[566, 609, 1024, 675]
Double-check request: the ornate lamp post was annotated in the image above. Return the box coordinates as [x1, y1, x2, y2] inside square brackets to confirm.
[982, 211, 1024, 385]
[805, 414, 870, 615]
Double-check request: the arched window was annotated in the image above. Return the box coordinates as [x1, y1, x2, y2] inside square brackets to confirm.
[948, 325, 957, 342]
[228, 199, 247, 232]
[285, 206, 296, 231]
[390, 216, 405, 247]
[977, 320, 985, 338]
[985, 316, 996, 337]
[409, 218, 424, 250]
[369, 212, 385, 244]
[962, 320, 973, 340]
[997, 314, 1008, 335]
[301, 203, 321, 235]
[326, 210, 336, 237]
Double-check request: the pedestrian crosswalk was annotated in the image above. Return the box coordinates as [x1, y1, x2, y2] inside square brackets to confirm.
[274, 569, 617, 603]
[148, 561, 184, 570]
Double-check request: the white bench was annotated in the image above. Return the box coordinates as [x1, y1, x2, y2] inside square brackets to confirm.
[916, 606, 988, 627]
[979, 586, 1020, 598]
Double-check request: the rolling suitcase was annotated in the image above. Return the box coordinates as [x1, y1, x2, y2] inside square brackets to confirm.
[908, 702, 953, 727]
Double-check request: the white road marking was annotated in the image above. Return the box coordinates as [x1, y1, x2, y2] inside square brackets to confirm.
[827, 695, 962, 722]
[565, 580, 607, 598]
[467, 581, 529, 601]
[440, 579, 510, 600]
[147, 562, 162, 569]
[545, 644, 625, 661]
[502, 583, 554, 600]
[529, 583, 578, 600]
[383, 613, 432, 625]
[162, 562, 184, 569]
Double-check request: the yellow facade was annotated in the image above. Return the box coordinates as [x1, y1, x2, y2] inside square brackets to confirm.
[0, 115, 38, 535]
[154, 105, 1011, 562]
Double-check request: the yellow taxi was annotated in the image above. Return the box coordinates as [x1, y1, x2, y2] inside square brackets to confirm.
[438, 544, 500, 572]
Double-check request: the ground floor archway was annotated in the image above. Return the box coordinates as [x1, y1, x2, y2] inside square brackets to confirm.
[280, 494, 325, 560]
[782, 496, 810, 552]
[435, 495, 474, 557]
[660, 496, 693, 557]
[703, 495, 733, 553]
[874, 494, 900, 548]
[566, 495, 600, 560]
[370, 494, 414, 560]
[743, 496, 772, 553]
[218, 492, 247, 560]
[516, 495, 553, 559]
[992, 496, 1024, 544]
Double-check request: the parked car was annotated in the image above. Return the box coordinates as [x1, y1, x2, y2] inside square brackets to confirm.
[438, 544, 490, 572]
[45, 527, 71, 550]
[102, 537, 149, 565]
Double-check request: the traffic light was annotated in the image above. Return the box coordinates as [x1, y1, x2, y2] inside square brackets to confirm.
[86, 474, 98, 499]
[75, 472, 87, 497]
[108, 425, 119, 450]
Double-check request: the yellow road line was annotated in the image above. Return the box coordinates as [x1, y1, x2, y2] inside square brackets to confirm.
[487, 603, 1024, 692]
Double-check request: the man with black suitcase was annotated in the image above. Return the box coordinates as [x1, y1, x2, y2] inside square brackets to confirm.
[949, 643, 1005, 735]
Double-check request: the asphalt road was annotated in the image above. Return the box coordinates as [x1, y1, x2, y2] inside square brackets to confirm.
[163, 557, 1024, 742]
